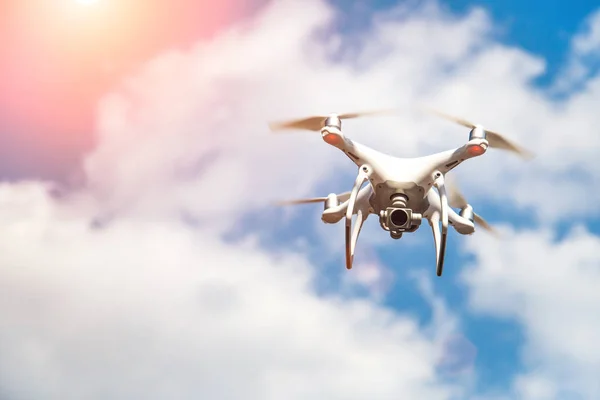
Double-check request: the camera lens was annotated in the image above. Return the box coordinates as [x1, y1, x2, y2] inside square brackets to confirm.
[390, 209, 409, 227]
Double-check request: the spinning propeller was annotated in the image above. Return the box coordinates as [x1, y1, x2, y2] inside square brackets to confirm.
[274, 192, 351, 206]
[268, 109, 399, 132]
[425, 108, 534, 160]
[446, 177, 498, 236]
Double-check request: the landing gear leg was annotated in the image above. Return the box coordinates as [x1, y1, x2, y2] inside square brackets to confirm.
[432, 171, 449, 277]
[345, 165, 372, 270]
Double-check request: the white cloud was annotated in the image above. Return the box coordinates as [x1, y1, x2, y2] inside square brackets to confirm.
[339, 247, 396, 300]
[3, 0, 600, 398]
[514, 374, 558, 400]
[461, 226, 600, 398]
[573, 10, 600, 54]
[553, 9, 600, 91]
[0, 183, 465, 399]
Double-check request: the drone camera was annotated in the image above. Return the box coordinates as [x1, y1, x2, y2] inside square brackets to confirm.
[382, 207, 422, 231]
[390, 209, 410, 227]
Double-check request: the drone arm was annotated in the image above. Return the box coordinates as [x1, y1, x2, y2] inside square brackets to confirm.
[345, 165, 372, 269]
[320, 134, 390, 175]
[423, 139, 488, 176]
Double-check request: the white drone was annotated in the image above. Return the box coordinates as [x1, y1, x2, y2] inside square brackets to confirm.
[270, 109, 532, 276]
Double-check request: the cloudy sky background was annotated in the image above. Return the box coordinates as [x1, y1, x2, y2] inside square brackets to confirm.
[1, 0, 600, 398]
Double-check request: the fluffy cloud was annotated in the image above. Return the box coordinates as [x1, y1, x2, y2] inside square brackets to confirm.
[2, 0, 600, 398]
[553, 9, 600, 92]
[0, 183, 464, 399]
[461, 226, 600, 399]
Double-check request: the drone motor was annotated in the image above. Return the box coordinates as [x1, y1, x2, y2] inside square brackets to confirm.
[459, 204, 475, 223]
[469, 125, 486, 141]
[324, 193, 339, 210]
[324, 115, 342, 130]
[321, 193, 343, 224]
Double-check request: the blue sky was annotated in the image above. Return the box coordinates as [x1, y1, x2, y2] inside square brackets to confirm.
[332, 0, 598, 84]
[1, 0, 600, 398]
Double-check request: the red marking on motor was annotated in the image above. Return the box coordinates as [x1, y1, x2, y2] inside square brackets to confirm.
[323, 133, 342, 145]
[467, 145, 485, 156]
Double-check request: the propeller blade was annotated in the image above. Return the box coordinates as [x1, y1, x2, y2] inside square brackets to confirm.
[473, 213, 498, 236]
[274, 191, 351, 206]
[447, 181, 468, 209]
[486, 131, 535, 160]
[268, 116, 329, 132]
[425, 108, 474, 130]
[337, 191, 352, 203]
[424, 107, 534, 159]
[274, 197, 327, 206]
[337, 108, 399, 119]
[445, 176, 498, 235]
[268, 108, 399, 132]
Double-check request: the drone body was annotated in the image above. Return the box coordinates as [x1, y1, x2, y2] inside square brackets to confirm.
[271, 109, 529, 276]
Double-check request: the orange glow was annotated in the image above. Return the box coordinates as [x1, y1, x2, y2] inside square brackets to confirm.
[0, 0, 244, 176]
[467, 144, 486, 156]
[323, 133, 343, 146]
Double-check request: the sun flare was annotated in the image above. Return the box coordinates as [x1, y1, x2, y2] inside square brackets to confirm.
[76, 0, 99, 5]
